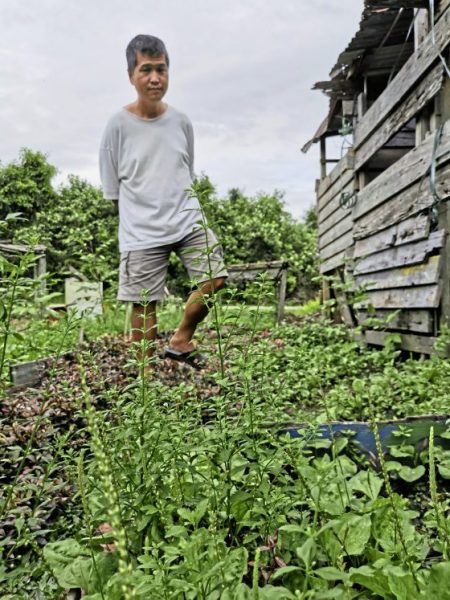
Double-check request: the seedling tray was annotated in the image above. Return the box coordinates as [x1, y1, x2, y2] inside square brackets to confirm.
[282, 414, 450, 456]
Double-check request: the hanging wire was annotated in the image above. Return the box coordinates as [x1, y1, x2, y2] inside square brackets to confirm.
[387, 9, 418, 85]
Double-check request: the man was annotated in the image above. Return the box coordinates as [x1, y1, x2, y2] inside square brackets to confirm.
[99, 34, 227, 371]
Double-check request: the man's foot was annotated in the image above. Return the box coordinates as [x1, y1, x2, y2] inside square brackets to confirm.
[164, 347, 207, 369]
[168, 332, 196, 354]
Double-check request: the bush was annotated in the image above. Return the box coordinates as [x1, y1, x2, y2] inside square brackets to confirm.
[0, 151, 319, 300]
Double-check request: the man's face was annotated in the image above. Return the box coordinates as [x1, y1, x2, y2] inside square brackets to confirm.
[129, 52, 169, 102]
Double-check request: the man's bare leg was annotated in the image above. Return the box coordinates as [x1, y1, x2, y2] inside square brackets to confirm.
[169, 277, 226, 353]
[131, 301, 157, 374]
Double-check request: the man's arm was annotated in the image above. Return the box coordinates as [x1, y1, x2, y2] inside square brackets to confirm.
[99, 122, 120, 205]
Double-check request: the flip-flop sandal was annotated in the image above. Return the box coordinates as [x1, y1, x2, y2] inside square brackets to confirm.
[164, 347, 208, 369]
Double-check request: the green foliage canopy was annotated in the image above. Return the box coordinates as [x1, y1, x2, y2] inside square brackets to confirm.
[0, 151, 318, 298]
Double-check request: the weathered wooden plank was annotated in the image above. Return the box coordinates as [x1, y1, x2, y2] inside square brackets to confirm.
[439, 0, 450, 16]
[353, 214, 430, 256]
[319, 214, 353, 250]
[355, 64, 444, 171]
[227, 269, 283, 282]
[318, 178, 354, 226]
[356, 309, 434, 334]
[318, 167, 354, 218]
[353, 161, 450, 238]
[356, 284, 441, 309]
[356, 330, 438, 354]
[318, 151, 355, 201]
[353, 7, 450, 148]
[320, 230, 354, 261]
[320, 247, 354, 274]
[353, 229, 446, 275]
[355, 254, 441, 290]
[353, 120, 450, 221]
[319, 196, 353, 237]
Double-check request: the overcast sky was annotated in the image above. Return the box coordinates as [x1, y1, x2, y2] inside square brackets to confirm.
[0, 0, 363, 219]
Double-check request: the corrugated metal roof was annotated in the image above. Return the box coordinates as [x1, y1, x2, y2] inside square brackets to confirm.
[302, 0, 423, 152]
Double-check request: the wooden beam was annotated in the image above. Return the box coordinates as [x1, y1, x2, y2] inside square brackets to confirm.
[353, 6, 450, 149]
[355, 63, 444, 171]
[356, 309, 434, 334]
[320, 137, 327, 180]
[356, 284, 441, 310]
[317, 151, 355, 200]
[319, 214, 353, 250]
[414, 8, 430, 49]
[353, 120, 450, 221]
[320, 230, 354, 261]
[355, 254, 441, 290]
[357, 330, 438, 355]
[353, 229, 446, 275]
[320, 246, 354, 274]
[353, 160, 450, 238]
[353, 213, 430, 256]
[318, 176, 355, 224]
[276, 269, 288, 325]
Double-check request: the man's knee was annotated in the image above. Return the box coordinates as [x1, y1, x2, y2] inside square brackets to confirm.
[213, 277, 227, 291]
[201, 277, 226, 294]
[132, 300, 157, 314]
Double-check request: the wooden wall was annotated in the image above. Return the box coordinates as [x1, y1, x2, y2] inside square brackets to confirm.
[317, 4, 450, 353]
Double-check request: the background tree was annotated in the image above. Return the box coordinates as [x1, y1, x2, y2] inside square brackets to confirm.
[0, 151, 319, 300]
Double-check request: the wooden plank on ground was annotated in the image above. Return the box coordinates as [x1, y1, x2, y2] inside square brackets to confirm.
[317, 151, 355, 201]
[355, 254, 441, 290]
[353, 229, 446, 275]
[356, 309, 434, 334]
[356, 330, 438, 354]
[319, 214, 353, 250]
[353, 7, 450, 148]
[355, 64, 444, 171]
[353, 120, 450, 221]
[356, 283, 441, 309]
[353, 161, 450, 238]
[353, 214, 430, 256]
[320, 230, 354, 261]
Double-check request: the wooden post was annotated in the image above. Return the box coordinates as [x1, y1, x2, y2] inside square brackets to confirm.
[276, 268, 287, 325]
[415, 9, 431, 145]
[320, 137, 327, 179]
[356, 91, 367, 122]
[438, 69, 450, 340]
[37, 254, 47, 296]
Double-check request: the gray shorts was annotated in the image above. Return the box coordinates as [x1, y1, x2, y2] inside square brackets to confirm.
[118, 227, 228, 303]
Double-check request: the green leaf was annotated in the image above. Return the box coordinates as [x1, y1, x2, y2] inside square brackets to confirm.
[438, 461, 450, 479]
[334, 514, 372, 556]
[425, 562, 450, 598]
[351, 470, 383, 500]
[314, 566, 348, 582]
[270, 566, 302, 581]
[296, 537, 316, 569]
[349, 565, 391, 598]
[384, 565, 419, 600]
[398, 465, 425, 482]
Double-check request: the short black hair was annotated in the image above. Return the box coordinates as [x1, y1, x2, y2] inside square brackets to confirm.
[126, 34, 169, 72]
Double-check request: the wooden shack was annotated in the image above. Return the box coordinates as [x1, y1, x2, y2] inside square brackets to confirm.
[303, 0, 450, 354]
